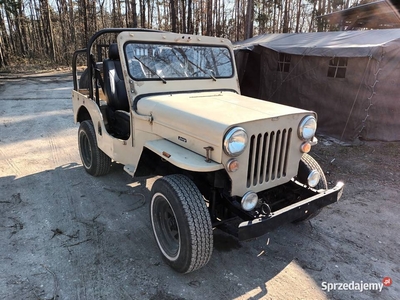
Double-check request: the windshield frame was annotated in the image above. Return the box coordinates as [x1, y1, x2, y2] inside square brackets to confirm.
[123, 41, 235, 82]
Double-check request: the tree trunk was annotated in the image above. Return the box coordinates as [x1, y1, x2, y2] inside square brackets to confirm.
[0, 43, 5, 67]
[200, 0, 204, 35]
[147, 0, 151, 28]
[39, 0, 56, 60]
[81, 0, 89, 45]
[236, 0, 240, 40]
[68, 0, 75, 47]
[140, 0, 146, 28]
[295, 0, 302, 33]
[272, 0, 277, 33]
[0, 11, 7, 67]
[181, 0, 186, 32]
[156, 0, 162, 29]
[244, 0, 254, 39]
[309, 0, 317, 32]
[150, 0, 154, 29]
[170, 0, 177, 32]
[206, 0, 212, 36]
[131, 0, 138, 28]
[56, 0, 68, 64]
[187, 0, 192, 33]
[283, 0, 289, 33]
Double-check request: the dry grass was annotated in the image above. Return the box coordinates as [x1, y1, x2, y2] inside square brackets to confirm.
[0, 56, 71, 75]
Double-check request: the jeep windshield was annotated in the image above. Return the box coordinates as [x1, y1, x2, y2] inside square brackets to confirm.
[124, 43, 233, 81]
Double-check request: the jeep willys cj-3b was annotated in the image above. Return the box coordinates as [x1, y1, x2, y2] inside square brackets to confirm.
[72, 28, 344, 273]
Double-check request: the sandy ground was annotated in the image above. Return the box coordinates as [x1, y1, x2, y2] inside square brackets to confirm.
[0, 72, 398, 300]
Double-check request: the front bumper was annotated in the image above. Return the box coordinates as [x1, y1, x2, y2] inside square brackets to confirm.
[238, 181, 344, 241]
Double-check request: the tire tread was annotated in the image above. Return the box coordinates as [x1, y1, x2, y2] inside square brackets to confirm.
[153, 174, 213, 273]
[79, 120, 111, 176]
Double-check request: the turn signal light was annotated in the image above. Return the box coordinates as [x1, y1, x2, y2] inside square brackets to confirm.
[227, 159, 239, 172]
[300, 142, 311, 153]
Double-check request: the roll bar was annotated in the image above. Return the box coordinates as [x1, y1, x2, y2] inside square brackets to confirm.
[72, 28, 161, 104]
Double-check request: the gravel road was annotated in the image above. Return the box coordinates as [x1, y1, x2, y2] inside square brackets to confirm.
[0, 72, 398, 299]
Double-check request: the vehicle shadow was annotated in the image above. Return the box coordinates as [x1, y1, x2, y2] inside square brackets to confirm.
[0, 164, 326, 300]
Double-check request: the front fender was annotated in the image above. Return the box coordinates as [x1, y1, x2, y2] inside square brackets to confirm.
[144, 139, 224, 172]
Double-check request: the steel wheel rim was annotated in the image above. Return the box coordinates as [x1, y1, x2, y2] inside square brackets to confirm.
[79, 131, 93, 169]
[151, 193, 181, 261]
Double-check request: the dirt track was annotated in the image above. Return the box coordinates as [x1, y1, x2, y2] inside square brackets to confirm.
[0, 73, 399, 299]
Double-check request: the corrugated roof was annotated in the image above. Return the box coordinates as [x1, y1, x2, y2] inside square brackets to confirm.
[234, 29, 400, 58]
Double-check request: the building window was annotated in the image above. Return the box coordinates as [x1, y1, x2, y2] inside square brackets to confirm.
[277, 53, 291, 72]
[327, 57, 348, 78]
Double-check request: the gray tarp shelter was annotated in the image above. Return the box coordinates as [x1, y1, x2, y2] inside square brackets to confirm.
[234, 29, 400, 141]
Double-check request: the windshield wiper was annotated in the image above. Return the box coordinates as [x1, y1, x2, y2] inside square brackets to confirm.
[134, 55, 167, 84]
[186, 59, 216, 81]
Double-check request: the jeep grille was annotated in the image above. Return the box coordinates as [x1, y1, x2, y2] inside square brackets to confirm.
[246, 129, 292, 187]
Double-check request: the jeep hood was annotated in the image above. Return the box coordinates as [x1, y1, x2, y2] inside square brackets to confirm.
[136, 91, 311, 145]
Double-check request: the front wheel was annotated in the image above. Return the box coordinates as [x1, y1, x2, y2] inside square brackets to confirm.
[294, 153, 328, 222]
[150, 174, 213, 273]
[78, 120, 111, 176]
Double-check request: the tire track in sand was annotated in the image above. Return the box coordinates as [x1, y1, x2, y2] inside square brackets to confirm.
[47, 132, 78, 219]
[0, 148, 21, 176]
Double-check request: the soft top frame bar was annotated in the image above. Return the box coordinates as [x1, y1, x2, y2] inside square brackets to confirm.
[72, 28, 162, 103]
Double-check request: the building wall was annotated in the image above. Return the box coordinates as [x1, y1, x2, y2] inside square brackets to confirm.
[238, 46, 400, 141]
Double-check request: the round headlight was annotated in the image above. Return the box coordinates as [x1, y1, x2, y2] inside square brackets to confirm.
[298, 116, 317, 140]
[223, 127, 248, 157]
[307, 170, 321, 187]
[241, 192, 258, 211]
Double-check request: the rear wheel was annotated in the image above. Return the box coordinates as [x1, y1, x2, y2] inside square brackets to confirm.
[78, 120, 111, 176]
[294, 153, 327, 222]
[150, 174, 213, 273]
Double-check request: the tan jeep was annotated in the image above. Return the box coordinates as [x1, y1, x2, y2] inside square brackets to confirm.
[72, 28, 344, 273]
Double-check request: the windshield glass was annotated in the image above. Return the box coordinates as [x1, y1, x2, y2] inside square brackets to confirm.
[124, 43, 233, 80]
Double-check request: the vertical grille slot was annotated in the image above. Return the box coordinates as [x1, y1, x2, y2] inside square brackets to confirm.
[247, 128, 292, 187]
[266, 131, 275, 182]
[246, 135, 256, 188]
[259, 132, 268, 184]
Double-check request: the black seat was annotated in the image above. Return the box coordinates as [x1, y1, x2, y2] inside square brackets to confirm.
[109, 110, 130, 140]
[103, 43, 129, 112]
[103, 44, 130, 139]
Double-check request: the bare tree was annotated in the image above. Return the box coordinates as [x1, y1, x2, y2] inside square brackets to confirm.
[206, 0, 212, 35]
[170, 0, 177, 32]
[187, 0, 193, 33]
[244, 0, 254, 39]
[0, 0, 362, 68]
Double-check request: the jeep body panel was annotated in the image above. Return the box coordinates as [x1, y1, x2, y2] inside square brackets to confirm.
[137, 90, 315, 196]
[145, 139, 223, 172]
[73, 90, 155, 168]
[137, 91, 311, 155]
